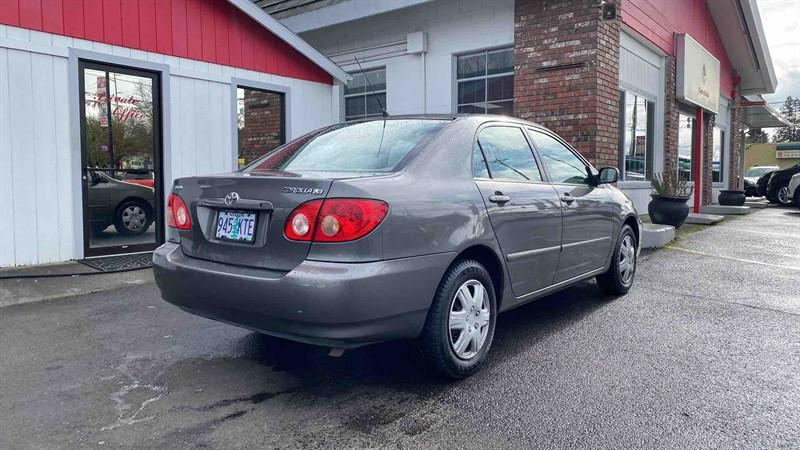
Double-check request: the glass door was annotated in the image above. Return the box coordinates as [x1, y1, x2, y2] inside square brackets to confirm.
[79, 61, 163, 257]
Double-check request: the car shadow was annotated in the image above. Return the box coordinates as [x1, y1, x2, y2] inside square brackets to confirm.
[232, 280, 609, 388]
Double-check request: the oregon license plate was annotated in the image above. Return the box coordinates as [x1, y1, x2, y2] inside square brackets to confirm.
[215, 211, 257, 243]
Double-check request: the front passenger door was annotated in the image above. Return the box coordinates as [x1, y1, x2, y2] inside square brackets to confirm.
[473, 125, 563, 297]
[527, 129, 615, 283]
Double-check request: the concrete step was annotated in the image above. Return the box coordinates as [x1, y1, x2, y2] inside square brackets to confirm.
[641, 223, 675, 248]
[744, 200, 770, 209]
[685, 213, 724, 225]
[702, 205, 752, 215]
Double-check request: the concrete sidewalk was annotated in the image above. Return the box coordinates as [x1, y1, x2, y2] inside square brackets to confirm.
[0, 262, 153, 308]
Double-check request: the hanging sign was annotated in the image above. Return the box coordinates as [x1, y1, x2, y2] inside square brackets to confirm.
[676, 33, 720, 114]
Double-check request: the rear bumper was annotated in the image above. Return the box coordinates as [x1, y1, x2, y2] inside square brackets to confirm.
[153, 243, 454, 348]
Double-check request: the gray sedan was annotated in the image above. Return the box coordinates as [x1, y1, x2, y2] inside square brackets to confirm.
[153, 115, 641, 379]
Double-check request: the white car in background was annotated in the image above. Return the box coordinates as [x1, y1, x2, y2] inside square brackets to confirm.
[789, 173, 800, 208]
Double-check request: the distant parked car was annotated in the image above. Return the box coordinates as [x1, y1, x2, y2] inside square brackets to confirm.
[745, 165, 779, 185]
[88, 171, 155, 235]
[789, 173, 800, 208]
[153, 115, 642, 379]
[766, 163, 800, 205]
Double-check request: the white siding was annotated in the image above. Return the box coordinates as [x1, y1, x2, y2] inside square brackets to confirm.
[0, 24, 335, 266]
[300, 0, 515, 115]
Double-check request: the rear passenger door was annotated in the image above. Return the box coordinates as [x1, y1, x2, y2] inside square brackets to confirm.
[473, 125, 563, 297]
[527, 128, 615, 283]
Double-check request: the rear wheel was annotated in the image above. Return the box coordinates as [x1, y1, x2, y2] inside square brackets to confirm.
[418, 259, 496, 379]
[596, 225, 637, 296]
[114, 200, 152, 235]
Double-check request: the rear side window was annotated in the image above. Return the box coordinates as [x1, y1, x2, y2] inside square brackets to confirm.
[528, 130, 591, 185]
[475, 126, 542, 182]
[247, 119, 446, 173]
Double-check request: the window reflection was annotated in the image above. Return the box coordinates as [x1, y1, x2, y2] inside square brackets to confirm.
[712, 126, 724, 183]
[476, 127, 542, 182]
[619, 90, 654, 181]
[529, 130, 590, 185]
[678, 113, 695, 182]
[237, 87, 285, 169]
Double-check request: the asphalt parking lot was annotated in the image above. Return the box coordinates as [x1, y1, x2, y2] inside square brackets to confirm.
[1, 207, 798, 449]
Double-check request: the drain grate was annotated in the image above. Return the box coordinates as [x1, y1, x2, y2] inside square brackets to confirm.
[78, 253, 153, 272]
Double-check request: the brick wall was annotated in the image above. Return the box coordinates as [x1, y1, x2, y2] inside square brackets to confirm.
[513, 0, 621, 168]
[662, 55, 679, 178]
[728, 92, 743, 190]
[240, 90, 284, 165]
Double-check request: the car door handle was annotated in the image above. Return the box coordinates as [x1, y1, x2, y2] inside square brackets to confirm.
[560, 194, 576, 204]
[488, 194, 510, 204]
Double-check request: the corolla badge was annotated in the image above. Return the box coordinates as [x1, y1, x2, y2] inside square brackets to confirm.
[282, 186, 325, 195]
[224, 192, 240, 205]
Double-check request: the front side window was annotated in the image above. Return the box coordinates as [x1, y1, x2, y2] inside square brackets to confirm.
[247, 119, 446, 173]
[457, 48, 514, 116]
[528, 130, 591, 185]
[237, 86, 285, 169]
[712, 126, 725, 183]
[678, 113, 695, 182]
[344, 68, 386, 121]
[475, 126, 542, 182]
[618, 90, 654, 181]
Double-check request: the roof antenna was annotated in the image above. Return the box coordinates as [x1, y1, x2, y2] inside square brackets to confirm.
[353, 56, 389, 118]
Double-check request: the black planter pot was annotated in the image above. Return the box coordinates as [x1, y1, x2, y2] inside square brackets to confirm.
[718, 190, 746, 206]
[648, 195, 691, 228]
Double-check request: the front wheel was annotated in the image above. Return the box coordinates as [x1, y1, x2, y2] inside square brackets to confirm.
[776, 184, 792, 206]
[418, 259, 497, 379]
[596, 225, 637, 296]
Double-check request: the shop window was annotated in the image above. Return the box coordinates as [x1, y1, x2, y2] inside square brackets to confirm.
[237, 86, 285, 169]
[457, 48, 514, 116]
[344, 68, 386, 121]
[618, 90, 655, 181]
[678, 113, 696, 182]
[712, 126, 725, 183]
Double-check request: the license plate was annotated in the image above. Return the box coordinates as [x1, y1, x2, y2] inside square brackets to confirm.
[215, 211, 257, 243]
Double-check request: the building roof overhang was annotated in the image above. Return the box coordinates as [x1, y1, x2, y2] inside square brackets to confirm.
[706, 0, 778, 96]
[741, 95, 792, 128]
[229, 0, 348, 83]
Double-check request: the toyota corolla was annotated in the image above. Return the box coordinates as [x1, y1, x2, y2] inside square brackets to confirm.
[153, 115, 641, 379]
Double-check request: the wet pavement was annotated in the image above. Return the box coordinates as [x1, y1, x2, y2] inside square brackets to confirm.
[1, 207, 798, 448]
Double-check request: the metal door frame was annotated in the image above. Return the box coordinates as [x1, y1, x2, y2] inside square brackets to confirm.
[78, 60, 164, 257]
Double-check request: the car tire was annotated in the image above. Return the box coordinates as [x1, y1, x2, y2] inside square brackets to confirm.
[114, 200, 152, 235]
[596, 224, 637, 296]
[776, 183, 792, 206]
[418, 259, 497, 379]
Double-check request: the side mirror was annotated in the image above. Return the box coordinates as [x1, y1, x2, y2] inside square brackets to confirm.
[598, 167, 619, 184]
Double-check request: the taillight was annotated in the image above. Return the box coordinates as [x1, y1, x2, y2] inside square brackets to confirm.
[284, 199, 323, 241]
[284, 198, 388, 243]
[167, 193, 192, 230]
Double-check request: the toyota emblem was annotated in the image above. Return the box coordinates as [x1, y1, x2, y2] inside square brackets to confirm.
[224, 192, 240, 206]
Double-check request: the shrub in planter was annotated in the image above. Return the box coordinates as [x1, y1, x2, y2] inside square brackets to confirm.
[648, 172, 692, 228]
[718, 190, 746, 206]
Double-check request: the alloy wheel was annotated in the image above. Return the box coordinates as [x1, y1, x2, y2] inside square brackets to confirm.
[777, 185, 790, 205]
[618, 235, 636, 286]
[122, 205, 147, 231]
[448, 279, 491, 360]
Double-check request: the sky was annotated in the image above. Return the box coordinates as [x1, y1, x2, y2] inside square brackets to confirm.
[758, 0, 800, 109]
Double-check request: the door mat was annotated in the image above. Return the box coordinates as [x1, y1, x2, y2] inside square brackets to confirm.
[78, 253, 153, 272]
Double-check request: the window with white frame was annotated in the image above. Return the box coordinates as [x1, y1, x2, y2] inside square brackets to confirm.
[618, 90, 655, 181]
[457, 48, 514, 116]
[344, 68, 386, 121]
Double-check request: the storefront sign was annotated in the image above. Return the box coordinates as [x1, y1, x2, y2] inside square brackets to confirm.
[776, 149, 800, 159]
[676, 33, 720, 114]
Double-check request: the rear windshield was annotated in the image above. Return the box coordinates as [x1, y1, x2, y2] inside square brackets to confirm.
[246, 119, 447, 173]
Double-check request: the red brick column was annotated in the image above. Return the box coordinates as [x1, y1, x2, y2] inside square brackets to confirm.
[513, 0, 621, 168]
[663, 56, 679, 178]
[728, 92, 743, 190]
